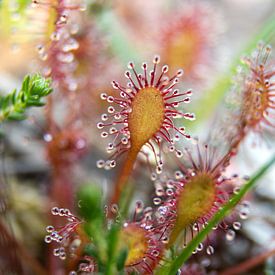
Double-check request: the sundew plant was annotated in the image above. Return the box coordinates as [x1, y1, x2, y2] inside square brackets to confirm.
[0, 0, 275, 274]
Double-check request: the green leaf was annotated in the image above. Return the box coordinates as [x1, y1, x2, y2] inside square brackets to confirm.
[0, 74, 53, 123]
[77, 184, 104, 223]
[106, 223, 121, 275]
[116, 248, 128, 271]
[84, 243, 99, 259]
[158, 154, 275, 275]
[7, 112, 26, 120]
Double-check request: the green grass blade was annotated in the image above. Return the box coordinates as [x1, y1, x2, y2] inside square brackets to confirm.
[159, 154, 275, 275]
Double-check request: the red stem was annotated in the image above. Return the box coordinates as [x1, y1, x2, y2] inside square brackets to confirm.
[109, 148, 139, 207]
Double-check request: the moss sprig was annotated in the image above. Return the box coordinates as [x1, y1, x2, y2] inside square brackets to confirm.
[0, 74, 53, 122]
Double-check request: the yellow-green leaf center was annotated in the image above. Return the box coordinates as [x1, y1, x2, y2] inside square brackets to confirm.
[169, 172, 216, 245]
[120, 224, 149, 266]
[128, 87, 165, 151]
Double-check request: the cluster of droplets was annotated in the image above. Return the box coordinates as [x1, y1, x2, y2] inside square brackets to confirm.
[69, 256, 96, 275]
[219, 43, 275, 152]
[148, 142, 249, 257]
[240, 43, 275, 131]
[32, 0, 85, 92]
[97, 56, 195, 171]
[44, 207, 82, 260]
[122, 202, 172, 273]
[220, 200, 250, 243]
[105, 201, 167, 274]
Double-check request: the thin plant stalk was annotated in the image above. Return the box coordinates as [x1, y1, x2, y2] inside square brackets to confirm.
[157, 154, 275, 275]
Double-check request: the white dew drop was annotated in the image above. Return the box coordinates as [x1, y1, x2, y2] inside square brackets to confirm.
[153, 197, 162, 205]
[108, 106, 115, 113]
[110, 160, 116, 168]
[155, 188, 164, 196]
[50, 32, 60, 41]
[175, 170, 184, 179]
[166, 188, 174, 196]
[135, 201, 143, 213]
[239, 211, 248, 220]
[233, 186, 240, 194]
[51, 207, 59, 215]
[101, 132, 108, 138]
[156, 166, 162, 174]
[151, 173, 157, 181]
[96, 160, 105, 168]
[197, 242, 204, 251]
[57, 52, 74, 63]
[151, 250, 159, 257]
[62, 39, 79, 52]
[206, 245, 214, 255]
[43, 133, 53, 142]
[36, 44, 45, 54]
[44, 235, 52, 243]
[59, 14, 68, 24]
[233, 221, 241, 230]
[158, 206, 168, 216]
[193, 223, 199, 231]
[97, 122, 104, 129]
[121, 137, 128, 144]
[59, 252, 66, 260]
[161, 236, 169, 244]
[46, 225, 54, 233]
[100, 93, 107, 100]
[226, 229, 236, 241]
[176, 150, 183, 158]
[53, 248, 60, 256]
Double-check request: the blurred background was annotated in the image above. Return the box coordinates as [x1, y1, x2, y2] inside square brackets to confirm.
[0, 0, 275, 274]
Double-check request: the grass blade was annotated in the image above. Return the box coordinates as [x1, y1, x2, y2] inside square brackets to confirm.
[158, 154, 275, 275]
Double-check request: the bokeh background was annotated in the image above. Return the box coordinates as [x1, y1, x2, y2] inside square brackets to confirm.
[0, 0, 275, 274]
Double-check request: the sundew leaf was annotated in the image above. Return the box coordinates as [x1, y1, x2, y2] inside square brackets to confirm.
[95, 10, 141, 63]
[185, 15, 275, 129]
[157, 154, 275, 275]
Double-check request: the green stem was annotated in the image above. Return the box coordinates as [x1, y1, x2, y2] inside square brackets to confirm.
[158, 154, 275, 275]
[105, 223, 121, 275]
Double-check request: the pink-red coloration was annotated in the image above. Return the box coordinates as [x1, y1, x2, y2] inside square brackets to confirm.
[153, 143, 236, 249]
[97, 56, 194, 172]
[228, 44, 275, 151]
[240, 44, 275, 131]
[116, 200, 172, 274]
[160, 3, 220, 79]
[32, 0, 83, 93]
[46, 127, 87, 167]
[45, 207, 82, 260]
